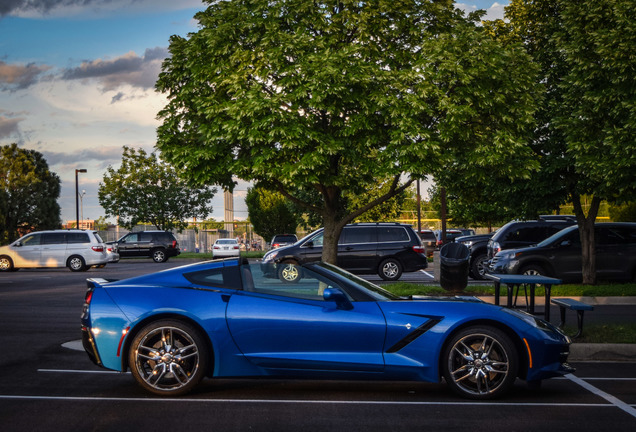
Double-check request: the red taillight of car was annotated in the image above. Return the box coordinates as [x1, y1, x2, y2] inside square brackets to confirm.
[85, 289, 93, 305]
[233, 245, 240, 249]
[412, 245, 426, 254]
[92, 246, 104, 252]
[172, 240, 177, 248]
[272, 243, 280, 248]
[213, 245, 220, 250]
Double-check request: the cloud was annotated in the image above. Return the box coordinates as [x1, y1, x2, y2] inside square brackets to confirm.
[1, 0, 204, 18]
[0, 61, 51, 90]
[456, 2, 506, 21]
[42, 145, 126, 168]
[0, 114, 25, 138]
[61, 47, 169, 91]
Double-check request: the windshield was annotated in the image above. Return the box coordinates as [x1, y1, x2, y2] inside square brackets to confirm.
[314, 262, 400, 301]
[536, 225, 577, 247]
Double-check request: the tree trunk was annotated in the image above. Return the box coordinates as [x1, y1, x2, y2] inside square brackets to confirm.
[572, 194, 601, 285]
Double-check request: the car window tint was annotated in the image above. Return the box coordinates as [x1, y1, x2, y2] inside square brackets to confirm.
[67, 233, 90, 243]
[247, 263, 343, 301]
[342, 227, 376, 244]
[306, 232, 324, 247]
[42, 233, 66, 244]
[125, 233, 139, 242]
[378, 227, 409, 242]
[139, 233, 152, 241]
[596, 226, 631, 245]
[20, 234, 41, 246]
[184, 266, 242, 290]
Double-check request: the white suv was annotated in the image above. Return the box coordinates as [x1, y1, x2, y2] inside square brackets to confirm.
[0, 230, 116, 272]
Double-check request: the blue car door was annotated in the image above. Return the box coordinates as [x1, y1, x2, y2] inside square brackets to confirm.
[226, 265, 387, 372]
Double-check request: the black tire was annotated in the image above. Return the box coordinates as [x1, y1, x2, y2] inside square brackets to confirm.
[67, 255, 87, 272]
[0, 255, 16, 272]
[151, 248, 168, 263]
[470, 253, 488, 280]
[378, 258, 402, 281]
[278, 261, 301, 283]
[442, 326, 518, 400]
[521, 264, 547, 277]
[128, 319, 209, 396]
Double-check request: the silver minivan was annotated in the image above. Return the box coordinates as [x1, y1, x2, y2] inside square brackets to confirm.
[0, 230, 115, 272]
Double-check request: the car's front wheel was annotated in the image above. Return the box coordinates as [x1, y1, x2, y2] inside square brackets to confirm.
[378, 258, 402, 281]
[278, 261, 301, 283]
[0, 256, 16, 272]
[151, 248, 168, 263]
[521, 264, 547, 277]
[67, 255, 87, 272]
[442, 326, 518, 399]
[129, 320, 209, 396]
[470, 253, 488, 280]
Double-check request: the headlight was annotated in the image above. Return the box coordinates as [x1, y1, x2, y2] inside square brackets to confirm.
[501, 307, 564, 334]
[262, 251, 278, 263]
[498, 250, 520, 261]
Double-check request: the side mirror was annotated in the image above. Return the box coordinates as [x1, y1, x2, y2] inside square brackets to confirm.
[305, 241, 314, 248]
[14, 241, 22, 247]
[323, 288, 353, 310]
[560, 240, 572, 247]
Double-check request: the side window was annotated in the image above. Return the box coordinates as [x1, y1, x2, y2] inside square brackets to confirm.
[124, 233, 139, 242]
[597, 227, 628, 245]
[378, 227, 409, 242]
[248, 263, 345, 301]
[139, 233, 152, 242]
[305, 232, 324, 247]
[67, 233, 89, 243]
[20, 234, 42, 246]
[184, 265, 242, 290]
[42, 233, 67, 244]
[342, 227, 376, 244]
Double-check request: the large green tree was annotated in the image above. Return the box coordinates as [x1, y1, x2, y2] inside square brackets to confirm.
[487, 0, 636, 284]
[0, 143, 61, 244]
[98, 146, 217, 231]
[156, 0, 541, 263]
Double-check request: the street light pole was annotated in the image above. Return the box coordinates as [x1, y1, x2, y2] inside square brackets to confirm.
[75, 169, 87, 229]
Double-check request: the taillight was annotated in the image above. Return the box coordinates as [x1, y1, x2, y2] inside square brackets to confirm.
[85, 289, 93, 305]
[172, 240, 177, 248]
[233, 245, 240, 249]
[412, 245, 425, 254]
[273, 243, 280, 248]
[92, 246, 104, 252]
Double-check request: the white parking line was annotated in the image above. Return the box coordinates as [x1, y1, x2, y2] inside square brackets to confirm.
[0, 394, 621, 407]
[418, 270, 435, 278]
[566, 373, 636, 419]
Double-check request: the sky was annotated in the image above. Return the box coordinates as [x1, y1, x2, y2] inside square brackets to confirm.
[0, 0, 507, 225]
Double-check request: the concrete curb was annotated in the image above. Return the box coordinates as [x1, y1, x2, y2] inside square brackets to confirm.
[569, 343, 636, 362]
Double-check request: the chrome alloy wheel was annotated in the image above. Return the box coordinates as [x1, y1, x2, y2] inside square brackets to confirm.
[382, 261, 399, 278]
[445, 328, 517, 399]
[133, 325, 201, 393]
[279, 262, 300, 283]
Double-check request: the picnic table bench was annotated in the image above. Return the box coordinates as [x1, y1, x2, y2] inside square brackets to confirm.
[551, 298, 594, 338]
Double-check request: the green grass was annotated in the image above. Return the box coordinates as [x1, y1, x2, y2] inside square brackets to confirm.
[384, 282, 636, 298]
[565, 324, 636, 344]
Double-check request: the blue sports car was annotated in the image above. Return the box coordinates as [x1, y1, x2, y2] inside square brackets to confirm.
[81, 258, 573, 399]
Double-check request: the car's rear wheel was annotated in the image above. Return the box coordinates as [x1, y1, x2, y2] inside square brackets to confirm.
[521, 264, 547, 277]
[67, 255, 87, 272]
[278, 261, 301, 283]
[470, 253, 488, 280]
[442, 326, 518, 399]
[378, 258, 402, 281]
[152, 248, 168, 263]
[129, 320, 209, 396]
[0, 256, 16, 272]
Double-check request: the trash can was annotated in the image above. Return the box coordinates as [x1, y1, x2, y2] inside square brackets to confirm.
[439, 242, 470, 292]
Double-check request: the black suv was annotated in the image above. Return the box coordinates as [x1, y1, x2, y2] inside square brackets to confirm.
[489, 223, 636, 282]
[111, 231, 180, 263]
[487, 216, 577, 261]
[455, 232, 494, 280]
[261, 223, 427, 282]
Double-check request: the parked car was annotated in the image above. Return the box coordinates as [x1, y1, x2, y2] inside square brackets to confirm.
[417, 229, 437, 257]
[212, 238, 240, 258]
[455, 232, 495, 280]
[0, 229, 114, 272]
[261, 223, 427, 282]
[81, 257, 573, 399]
[109, 231, 180, 263]
[434, 229, 465, 247]
[487, 216, 577, 261]
[489, 223, 636, 282]
[269, 234, 298, 250]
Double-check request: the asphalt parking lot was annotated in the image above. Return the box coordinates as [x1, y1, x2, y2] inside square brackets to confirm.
[1, 260, 635, 431]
